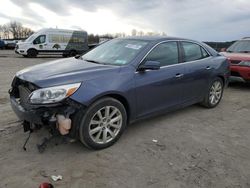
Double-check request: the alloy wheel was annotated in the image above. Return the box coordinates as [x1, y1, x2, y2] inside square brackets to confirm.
[88, 106, 122, 144]
[209, 81, 222, 105]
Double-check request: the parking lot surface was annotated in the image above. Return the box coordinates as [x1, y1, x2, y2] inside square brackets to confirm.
[0, 50, 250, 188]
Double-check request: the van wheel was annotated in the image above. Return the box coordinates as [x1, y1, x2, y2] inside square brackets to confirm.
[22, 55, 28, 57]
[62, 53, 68, 58]
[27, 49, 37, 58]
[201, 77, 224, 108]
[69, 50, 77, 57]
[79, 97, 127, 150]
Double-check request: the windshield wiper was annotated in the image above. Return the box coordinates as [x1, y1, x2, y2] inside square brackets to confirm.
[83, 59, 104, 64]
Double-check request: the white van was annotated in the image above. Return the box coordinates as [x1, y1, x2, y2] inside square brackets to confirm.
[15, 28, 89, 57]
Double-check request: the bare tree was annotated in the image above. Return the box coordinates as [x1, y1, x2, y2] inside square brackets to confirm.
[138, 30, 144, 36]
[0, 21, 34, 39]
[8, 21, 22, 39]
[0, 25, 3, 39]
[131, 29, 137, 36]
[2, 24, 10, 39]
[22, 28, 34, 38]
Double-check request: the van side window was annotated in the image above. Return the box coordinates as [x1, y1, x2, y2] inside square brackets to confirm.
[182, 42, 209, 62]
[33, 35, 46, 44]
[144, 42, 179, 67]
[49, 34, 85, 43]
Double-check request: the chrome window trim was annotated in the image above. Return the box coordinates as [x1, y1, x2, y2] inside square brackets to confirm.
[135, 39, 212, 72]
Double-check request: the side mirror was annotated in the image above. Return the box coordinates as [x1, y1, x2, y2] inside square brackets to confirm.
[220, 48, 226, 52]
[74, 54, 81, 59]
[138, 61, 160, 71]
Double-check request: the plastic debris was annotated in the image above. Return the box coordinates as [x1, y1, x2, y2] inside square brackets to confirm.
[51, 175, 63, 182]
[168, 162, 173, 166]
[152, 139, 158, 143]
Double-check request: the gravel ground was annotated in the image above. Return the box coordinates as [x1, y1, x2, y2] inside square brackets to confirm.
[0, 50, 250, 188]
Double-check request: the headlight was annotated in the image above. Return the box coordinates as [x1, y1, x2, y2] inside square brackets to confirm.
[29, 83, 81, 104]
[239, 61, 250, 67]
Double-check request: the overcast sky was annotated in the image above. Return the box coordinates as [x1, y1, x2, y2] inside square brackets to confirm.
[0, 0, 249, 41]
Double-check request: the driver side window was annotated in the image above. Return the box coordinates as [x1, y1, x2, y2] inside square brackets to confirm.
[33, 35, 46, 45]
[144, 41, 179, 67]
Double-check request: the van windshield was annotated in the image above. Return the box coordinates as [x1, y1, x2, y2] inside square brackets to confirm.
[82, 39, 148, 65]
[25, 34, 37, 42]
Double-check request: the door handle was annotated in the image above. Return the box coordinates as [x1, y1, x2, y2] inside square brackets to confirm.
[206, 66, 212, 70]
[175, 73, 184, 78]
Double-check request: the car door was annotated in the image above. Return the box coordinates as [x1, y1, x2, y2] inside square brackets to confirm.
[180, 41, 213, 103]
[33, 35, 47, 51]
[135, 41, 185, 118]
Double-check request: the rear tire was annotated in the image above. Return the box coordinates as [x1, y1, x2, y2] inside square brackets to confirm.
[62, 53, 68, 58]
[201, 77, 224, 108]
[79, 97, 127, 150]
[69, 50, 77, 57]
[27, 49, 37, 58]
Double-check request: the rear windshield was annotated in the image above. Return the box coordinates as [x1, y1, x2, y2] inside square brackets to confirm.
[82, 39, 148, 65]
[227, 40, 250, 53]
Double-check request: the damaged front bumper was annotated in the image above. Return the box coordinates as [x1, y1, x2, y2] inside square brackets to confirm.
[9, 77, 84, 137]
[10, 95, 82, 135]
[10, 96, 44, 125]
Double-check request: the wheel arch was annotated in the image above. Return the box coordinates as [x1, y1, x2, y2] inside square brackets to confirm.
[89, 93, 131, 123]
[217, 75, 225, 87]
[27, 48, 37, 52]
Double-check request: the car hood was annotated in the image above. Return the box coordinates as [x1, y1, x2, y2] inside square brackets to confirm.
[16, 58, 121, 87]
[221, 52, 250, 61]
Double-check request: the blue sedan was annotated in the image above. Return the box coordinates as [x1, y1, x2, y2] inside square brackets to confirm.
[9, 36, 230, 150]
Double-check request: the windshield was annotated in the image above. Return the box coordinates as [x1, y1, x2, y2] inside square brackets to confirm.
[25, 33, 37, 42]
[82, 38, 148, 65]
[227, 40, 250, 53]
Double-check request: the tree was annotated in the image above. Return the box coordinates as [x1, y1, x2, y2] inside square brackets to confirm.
[88, 34, 100, 44]
[0, 25, 2, 39]
[8, 21, 20, 39]
[138, 31, 144, 36]
[2, 24, 10, 39]
[131, 29, 137, 36]
[0, 21, 34, 39]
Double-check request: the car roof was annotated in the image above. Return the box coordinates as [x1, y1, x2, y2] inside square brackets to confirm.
[119, 36, 219, 56]
[123, 36, 190, 42]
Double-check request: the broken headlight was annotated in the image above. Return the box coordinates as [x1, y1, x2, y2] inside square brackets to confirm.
[29, 83, 81, 104]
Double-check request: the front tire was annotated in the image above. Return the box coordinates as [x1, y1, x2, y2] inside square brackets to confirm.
[27, 49, 37, 58]
[201, 77, 224, 108]
[79, 97, 127, 150]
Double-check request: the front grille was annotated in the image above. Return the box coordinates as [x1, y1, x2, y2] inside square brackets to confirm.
[230, 60, 241, 65]
[18, 85, 31, 109]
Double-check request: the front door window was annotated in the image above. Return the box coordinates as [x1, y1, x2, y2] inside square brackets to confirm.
[33, 35, 46, 44]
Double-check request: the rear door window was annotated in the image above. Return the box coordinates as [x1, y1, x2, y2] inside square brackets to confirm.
[181, 42, 209, 62]
[144, 42, 179, 67]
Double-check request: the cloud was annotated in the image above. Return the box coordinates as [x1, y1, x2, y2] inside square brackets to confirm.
[0, 0, 249, 41]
